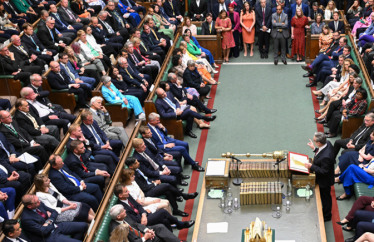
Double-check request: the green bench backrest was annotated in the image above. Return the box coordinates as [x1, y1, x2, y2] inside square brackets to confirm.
[196, 27, 202, 35]
[93, 195, 119, 242]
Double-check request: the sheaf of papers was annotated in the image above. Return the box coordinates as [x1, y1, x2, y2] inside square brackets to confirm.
[206, 160, 226, 176]
[19, 152, 38, 164]
[289, 153, 309, 173]
[207, 222, 228, 233]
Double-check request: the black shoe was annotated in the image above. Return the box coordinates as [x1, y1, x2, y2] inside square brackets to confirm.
[274, 60, 278, 65]
[314, 117, 322, 121]
[303, 73, 312, 77]
[180, 180, 188, 186]
[265, 53, 268, 59]
[342, 226, 353, 232]
[317, 119, 326, 124]
[181, 174, 190, 179]
[324, 131, 330, 135]
[178, 188, 184, 192]
[306, 83, 317, 87]
[207, 109, 217, 114]
[301, 65, 312, 71]
[316, 96, 324, 100]
[195, 161, 199, 166]
[184, 192, 199, 200]
[315, 110, 320, 114]
[260, 53, 264, 59]
[282, 59, 287, 65]
[327, 133, 337, 138]
[192, 164, 205, 172]
[177, 220, 195, 230]
[176, 196, 183, 202]
[203, 115, 216, 122]
[323, 123, 329, 127]
[185, 131, 197, 138]
[173, 210, 189, 217]
[345, 237, 355, 242]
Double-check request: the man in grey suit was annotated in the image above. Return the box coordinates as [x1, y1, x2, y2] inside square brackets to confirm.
[89, 96, 129, 147]
[271, 5, 289, 65]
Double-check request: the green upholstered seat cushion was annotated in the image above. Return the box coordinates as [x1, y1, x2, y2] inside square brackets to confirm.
[196, 27, 202, 35]
[354, 182, 374, 198]
[94, 195, 119, 242]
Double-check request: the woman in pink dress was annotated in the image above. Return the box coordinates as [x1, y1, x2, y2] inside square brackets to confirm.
[215, 9, 235, 63]
[291, 8, 309, 62]
[240, 1, 255, 57]
[351, 11, 374, 36]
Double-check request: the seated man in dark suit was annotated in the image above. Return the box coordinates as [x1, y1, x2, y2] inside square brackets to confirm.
[65, 140, 110, 189]
[2, 0, 28, 28]
[48, 155, 103, 211]
[106, 1, 136, 40]
[163, 0, 183, 24]
[80, 110, 123, 157]
[155, 88, 215, 138]
[36, 17, 68, 52]
[49, 4, 78, 35]
[141, 24, 170, 55]
[114, 183, 195, 232]
[148, 112, 205, 171]
[47, 61, 91, 109]
[21, 194, 88, 242]
[201, 13, 217, 35]
[21, 23, 57, 65]
[132, 138, 184, 187]
[132, 28, 165, 63]
[0, 110, 49, 168]
[125, 158, 198, 217]
[2, 219, 31, 242]
[0, 44, 32, 85]
[109, 204, 187, 242]
[0, 99, 11, 111]
[120, 0, 146, 15]
[21, 85, 76, 134]
[189, 0, 207, 21]
[14, 98, 60, 155]
[90, 16, 124, 52]
[146, 19, 172, 52]
[58, 0, 89, 27]
[0, 157, 32, 205]
[308, 2, 323, 21]
[328, 11, 345, 34]
[67, 124, 119, 175]
[99, 10, 130, 43]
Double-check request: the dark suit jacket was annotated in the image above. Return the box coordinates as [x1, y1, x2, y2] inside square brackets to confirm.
[106, 9, 129, 32]
[64, 152, 97, 179]
[48, 165, 83, 196]
[143, 136, 166, 158]
[3, 233, 30, 242]
[2, 1, 20, 16]
[201, 20, 216, 35]
[0, 121, 34, 152]
[189, 0, 207, 18]
[98, 18, 116, 37]
[141, 32, 162, 51]
[118, 66, 143, 88]
[212, 1, 229, 19]
[47, 70, 72, 90]
[163, 0, 181, 17]
[138, 39, 157, 56]
[21, 202, 59, 242]
[0, 132, 19, 161]
[90, 25, 110, 45]
[9, 44, 32, 64]
[155, 92, 180, 119]
[255, 4, 272, 31]
[349, 123, 374, 151]
[328, 21, 344, 34]
[361, 5, 373, 18]
[325, 39, 339, 56]
[134, 168, 156, 193]
[235, 0, 251, 12]
[50, 12, 72, 32]
[27, 84, 52, 106]
[58, 6, 79, 25]
[182, 67, 203, 89]
[127, 51, 145, 67]
[117, 196, 147, 223]
[21, 34, 47, 56]
[309, 8, 323, 19]
[108, 220, 143, 242]
[80, 121, 110, 147]
[0, 55, 19, 75]
[0, 159, 17, 184]
[36, 25, 60, 49]
[14, 109, 45, 137]
[310, 141, 335, 188]
[133, 149, 165, 179]
[168, 81, 188, 102]
[147, 124, 174, 148]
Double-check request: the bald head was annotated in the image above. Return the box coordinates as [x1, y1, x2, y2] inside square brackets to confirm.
[0, 110, 11, 124]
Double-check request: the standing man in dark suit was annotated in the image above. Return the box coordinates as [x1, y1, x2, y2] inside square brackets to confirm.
[189, 0, 207, 21]
[37, 17, 68, 52]
[328, 11, 345, 34]
[0, 110, 49, 168]
[308, 2, 323, 20]
[2, 219, 31, 242]
[255, 0, 272, 59]
[114, 184, 195, 232]
[21, 194, 88, 241]
[201, 13, 217, 34]
[271, 5, 289, 65]
[0, 44, 32, 86]
[212, 0, 229, 19]
[304, 132, 335, 222]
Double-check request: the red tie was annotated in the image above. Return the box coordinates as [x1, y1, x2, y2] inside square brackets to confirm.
[80, 156, 89, 173]
[36, 209, 47, 220]
[262, 8, 265, 25]
[314, 148, 319, 157]
[128, 201, 139, 215]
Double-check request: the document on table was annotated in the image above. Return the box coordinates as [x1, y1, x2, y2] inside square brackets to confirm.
[207, 222, 228, 233]
[206, 160, 226, 176]
[19, 152, 38, 164]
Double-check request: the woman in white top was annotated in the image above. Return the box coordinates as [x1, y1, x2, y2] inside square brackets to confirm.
[182, 17, 197, 36]
[68, 43, 106, 75]
[325, 1, 338, 20]
[313, 59, 354, 105]
[179, 41, 215, 74]
[120, 169, 171, 214]
[34, 174, 95, 223]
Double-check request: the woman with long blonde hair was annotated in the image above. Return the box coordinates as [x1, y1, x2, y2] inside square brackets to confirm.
[325, 1, 337, 19]
[109, 223, 129, 242]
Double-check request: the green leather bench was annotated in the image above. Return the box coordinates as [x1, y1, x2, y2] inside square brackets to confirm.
[354, 183, 374, 198]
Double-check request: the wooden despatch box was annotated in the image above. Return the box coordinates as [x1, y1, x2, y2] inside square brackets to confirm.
[205, 159, 230, 189]
[292, 172, 316, 188]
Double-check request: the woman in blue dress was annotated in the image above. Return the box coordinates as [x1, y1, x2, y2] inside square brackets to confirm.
[335, 131, 374, 175]
[183, 29, 219, 69]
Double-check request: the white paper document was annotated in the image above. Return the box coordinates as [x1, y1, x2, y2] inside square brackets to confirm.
[206, 160, 226, 176]
[19, 152, 38, 164]
[207, 222, 228, 233]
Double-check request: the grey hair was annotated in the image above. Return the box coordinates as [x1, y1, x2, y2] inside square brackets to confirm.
[90, 96, 103, 106]
[167, 73, 176, 81]
[0, 44, 7, 51]
[10, 36, 18, 43]
[366, 113, 374, 121]
[124, 42, 133, 49]
[355, 77, 363, 85]
[101, 75, 111, 84]
[279, 0, 285, 3]
[98, 11, 108, 17]
[187, 60, 195, 67]
[314, 132, 327, 144]
[109, 204, 124, 220]
[148, 112, 160, 121]
[20, 87, 33, 98]
[117, 57, 126, 65]
[46, 16, 54, 22]
[112, 0, 119, 2]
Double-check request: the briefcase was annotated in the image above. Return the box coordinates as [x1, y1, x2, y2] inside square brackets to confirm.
[205, 159, 230, 189]
[292, 173, 316, 188]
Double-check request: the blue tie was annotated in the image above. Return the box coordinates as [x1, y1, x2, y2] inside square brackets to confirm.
[155, 128, 167, 144]
[0, 140, 10, 157]
[29, 36, 40, 51]
[50, 30, 55, 42]
[55, 29, 61, 34]
[165, 97, 176, 109]
[126, 0, 133, 7]
[61, 169, 81, 186]
[137, 169, 151, 185]
[55, 14, 66, 27]
[91, 125, 105, 146]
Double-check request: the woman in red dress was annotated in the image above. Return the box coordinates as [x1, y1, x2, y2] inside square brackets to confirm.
[215, 10, 235, 63]
[291, 8, 309, 62]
